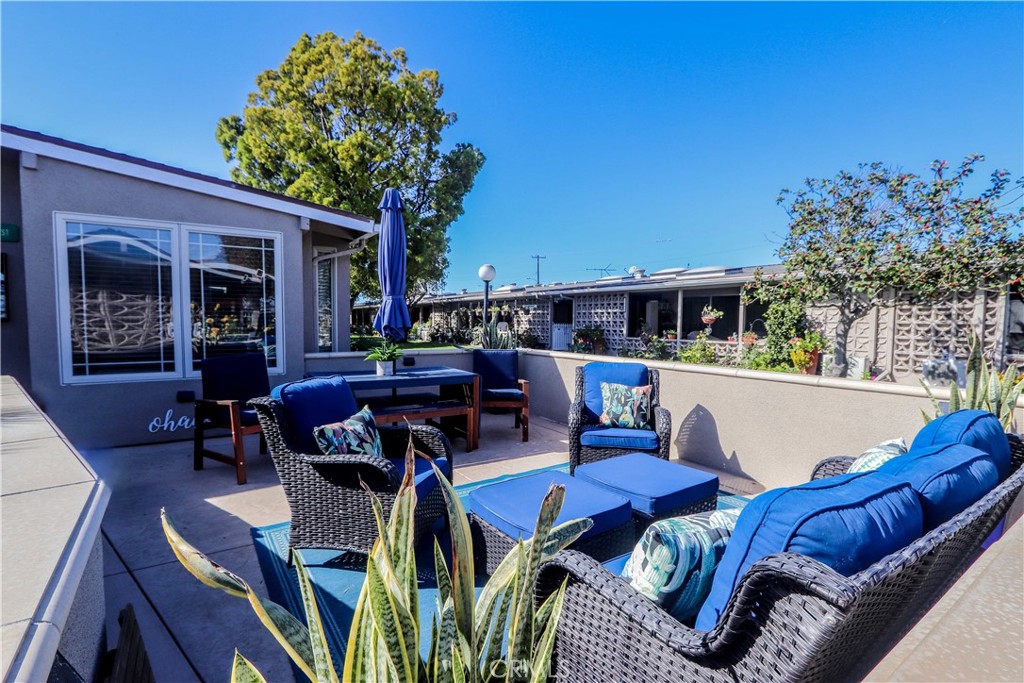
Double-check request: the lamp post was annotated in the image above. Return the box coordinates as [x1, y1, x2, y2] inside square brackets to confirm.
[478, 264, 496, 325]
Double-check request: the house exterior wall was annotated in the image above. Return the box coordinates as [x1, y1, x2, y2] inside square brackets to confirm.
[12, 154, 313, 447]
[1, 152, 31, 385]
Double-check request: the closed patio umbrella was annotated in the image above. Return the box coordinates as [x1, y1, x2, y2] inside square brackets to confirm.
[372, 188, 412, 341]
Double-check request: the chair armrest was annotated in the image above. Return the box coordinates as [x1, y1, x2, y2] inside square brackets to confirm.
[653, 405, 672, 460]
[518, 378, 530, 393]
[195, 398, 240, 407]
[379, 423, 455, 470]
[810, 456, 856, 480]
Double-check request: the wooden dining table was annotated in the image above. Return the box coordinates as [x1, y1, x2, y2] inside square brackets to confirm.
[335, 366, 480, 451]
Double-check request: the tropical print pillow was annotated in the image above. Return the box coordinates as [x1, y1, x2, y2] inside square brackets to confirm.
[599, 382, 652, 429]
[313, 405, 383, 458]
[847, 437, 908, 474]
[622, 508, 742, 623]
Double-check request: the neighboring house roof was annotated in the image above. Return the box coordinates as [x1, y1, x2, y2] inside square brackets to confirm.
[353, 264, 786, 308]
[0, 124, 375, 233]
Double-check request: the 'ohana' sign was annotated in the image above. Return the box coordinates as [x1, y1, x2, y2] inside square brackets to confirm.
[149, 409, 196, 433]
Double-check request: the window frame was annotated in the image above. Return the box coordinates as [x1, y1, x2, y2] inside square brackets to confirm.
[54, 212, 286, 385]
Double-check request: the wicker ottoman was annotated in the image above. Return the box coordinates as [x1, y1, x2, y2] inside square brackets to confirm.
[468, 470, 634, 575]
[575, 453, 718, 535]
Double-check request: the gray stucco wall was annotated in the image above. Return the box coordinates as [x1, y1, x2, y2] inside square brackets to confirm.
[1, 151, 31, 385]
[15, 155, 311, 447]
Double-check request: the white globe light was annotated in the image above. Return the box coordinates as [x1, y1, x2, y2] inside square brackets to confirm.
[478, 264, 496, 283]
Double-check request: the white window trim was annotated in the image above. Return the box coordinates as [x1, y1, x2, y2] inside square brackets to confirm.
[53, 212, 286, 385]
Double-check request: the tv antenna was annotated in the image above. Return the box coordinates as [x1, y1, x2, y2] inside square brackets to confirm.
[530, 254, 547, 285]
[586, 264, 614, 277]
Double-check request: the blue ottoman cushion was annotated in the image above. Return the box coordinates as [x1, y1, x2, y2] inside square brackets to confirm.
[576, 453, 719, 517]
[388, 455, 450, 501]
[912, 409, 1010, 479]
[469, 470, 632, 542]
[579, 426, 659, 450]
[877, 442, 999, 531]
[694, 471, 923, 631]
[271, 375, 358, 454]
[582, 362, 649, 422]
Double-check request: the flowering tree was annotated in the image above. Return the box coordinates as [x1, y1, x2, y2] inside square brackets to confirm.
[749, 156, 1023, 376]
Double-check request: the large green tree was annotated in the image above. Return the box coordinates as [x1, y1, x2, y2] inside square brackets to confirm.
[749, 156, 1023, 376]
[216, 31, 485, 303]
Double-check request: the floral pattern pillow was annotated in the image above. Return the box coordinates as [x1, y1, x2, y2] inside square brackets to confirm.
[313, 405, 383, 457]
[599, 382, 652, 429]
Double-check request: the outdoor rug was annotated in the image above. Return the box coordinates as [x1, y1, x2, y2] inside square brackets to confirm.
[251, 462, 749, 674]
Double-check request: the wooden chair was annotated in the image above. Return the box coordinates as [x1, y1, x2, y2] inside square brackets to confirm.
[473, 349, 529, 441]
[193, 352, 269, 484]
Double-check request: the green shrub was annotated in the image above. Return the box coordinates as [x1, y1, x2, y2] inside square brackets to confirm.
[677, 333, 717, 365]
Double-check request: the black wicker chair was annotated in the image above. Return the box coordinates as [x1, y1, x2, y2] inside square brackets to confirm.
[249, 394, 453, 559]
[568, 363, 671, 473]
[536, 434, 1024, 683]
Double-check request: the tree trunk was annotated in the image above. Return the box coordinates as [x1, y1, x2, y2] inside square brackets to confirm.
[829, 304, 859, 378]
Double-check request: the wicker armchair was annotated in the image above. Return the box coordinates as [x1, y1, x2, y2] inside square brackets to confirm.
[249, 394, 453, 559]
[536, 434, 1024, 683]
[568, 363, 671, 473]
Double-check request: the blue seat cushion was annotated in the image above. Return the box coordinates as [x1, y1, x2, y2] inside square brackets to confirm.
[468, 470, 632, 541]
[388, 455, 450, 501]
[582, 362, 649, 422]
[694, 471, 923, 631]
[474, 349, 519, 390]
[580, 426, 659, 450]
[271, 375, 358, 454]
[602, 553, 631, 576]
[576, 453, 719, 517]
[482, 388, 525, 403]
[912, 409, 1010, 479]
[877, 442, 999, 531]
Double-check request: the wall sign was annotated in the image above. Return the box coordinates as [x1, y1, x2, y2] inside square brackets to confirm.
[148, 409, 195, 433]
[0, 224, 20, 243]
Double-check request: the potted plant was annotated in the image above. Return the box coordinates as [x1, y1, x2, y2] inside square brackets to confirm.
[663, 329, 678, 340]
[701, 304, 724, 326]
[788, 331, 829, 375]
[741, 330, 759, 348]
[365, 338, 403, 376]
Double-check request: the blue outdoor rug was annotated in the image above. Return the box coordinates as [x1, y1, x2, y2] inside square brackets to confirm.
[251, 462, 749, 674]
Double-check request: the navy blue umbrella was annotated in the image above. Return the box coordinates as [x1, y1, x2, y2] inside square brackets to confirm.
[372, 188, 413, 341]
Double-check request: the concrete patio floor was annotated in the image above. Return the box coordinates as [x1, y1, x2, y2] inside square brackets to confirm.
[86, 413, 579, 682]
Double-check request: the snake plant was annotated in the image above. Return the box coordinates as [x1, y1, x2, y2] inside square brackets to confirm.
[922, 332, 1023, 430]
[162, 430, 589, 682]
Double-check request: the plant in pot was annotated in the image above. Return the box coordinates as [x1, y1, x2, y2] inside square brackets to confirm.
[788, 331, 829, 375]
[700, 304, 723, 327]
[365, 338, 403, 376]
[663, 329, 678, 340]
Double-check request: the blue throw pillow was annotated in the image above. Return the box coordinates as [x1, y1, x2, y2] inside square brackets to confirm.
[876, 442, 999, 531]
[912, 410, 1010, 479]
[313, 406, 383, 458]
[623, 508, 742, 623]
[694, 472, 923, 631]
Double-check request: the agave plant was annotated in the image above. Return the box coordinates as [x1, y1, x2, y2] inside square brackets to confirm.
[476, 322, 517, 349]
[162, 431, 590, 683]
[922, 332, 1023, 430]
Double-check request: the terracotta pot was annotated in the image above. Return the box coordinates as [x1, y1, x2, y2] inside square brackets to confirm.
[701, 316, 717, 325]
[800, 350, 820, 375]
[665, 333, 677, 340]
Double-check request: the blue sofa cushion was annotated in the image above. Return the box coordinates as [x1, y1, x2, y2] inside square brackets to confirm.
[474, 349, 519, 390]
[582, 362, 649, 422]
[877, 442, 999, 531]
[388, 455, 450, 501]
[912, 409, 1010, 479]
[482, 388, 524, 403]
[271, 375, 358, 454]
[694, 471, 923, 631]
[623, 508, 743, 623]
[468, 470, 632, 541]
[579, 426, 659, 451]
[575, 453, 719, 516]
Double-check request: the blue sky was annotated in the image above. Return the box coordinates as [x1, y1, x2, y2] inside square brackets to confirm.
[3, 2, 1022, 293]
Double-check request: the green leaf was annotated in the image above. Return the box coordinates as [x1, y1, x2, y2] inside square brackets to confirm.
[294, 555, 339, 683]
[161, 509, 247, 598]
[431, 459, 476, 650]
[528, 580, 567, 683]
[230, 650, 268, 683]
[365, 556, 416, 682]
[434, 538, 453, 609]
[246, 593, 317, 680]
[433, 598, 457, 683]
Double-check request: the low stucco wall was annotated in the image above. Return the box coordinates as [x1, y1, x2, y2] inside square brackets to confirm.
[305, 348, 473, 375]
[520, 350, 1024, 492]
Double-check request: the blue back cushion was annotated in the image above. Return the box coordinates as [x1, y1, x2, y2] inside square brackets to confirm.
[271, 376, 358, 453]
[582, 362, 649, 422]
[912, 410, 1010, 479]
[877, 442, 999, 531]
[201, 352, 270, 402]
[694, 472, 923, 631]
[474, 349, 519, 390]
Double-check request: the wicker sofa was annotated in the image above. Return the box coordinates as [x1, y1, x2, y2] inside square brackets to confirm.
[536, 433, 1024, 683]
[249, 380, 453, 560]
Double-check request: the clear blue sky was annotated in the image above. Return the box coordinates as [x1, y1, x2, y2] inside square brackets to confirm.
[3, 2, 1022, 293]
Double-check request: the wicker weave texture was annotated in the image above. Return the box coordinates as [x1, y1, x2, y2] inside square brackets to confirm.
[568, 366, 672, 473]
[538, 434, 1024, 683]
[249, 395, 452, 557]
